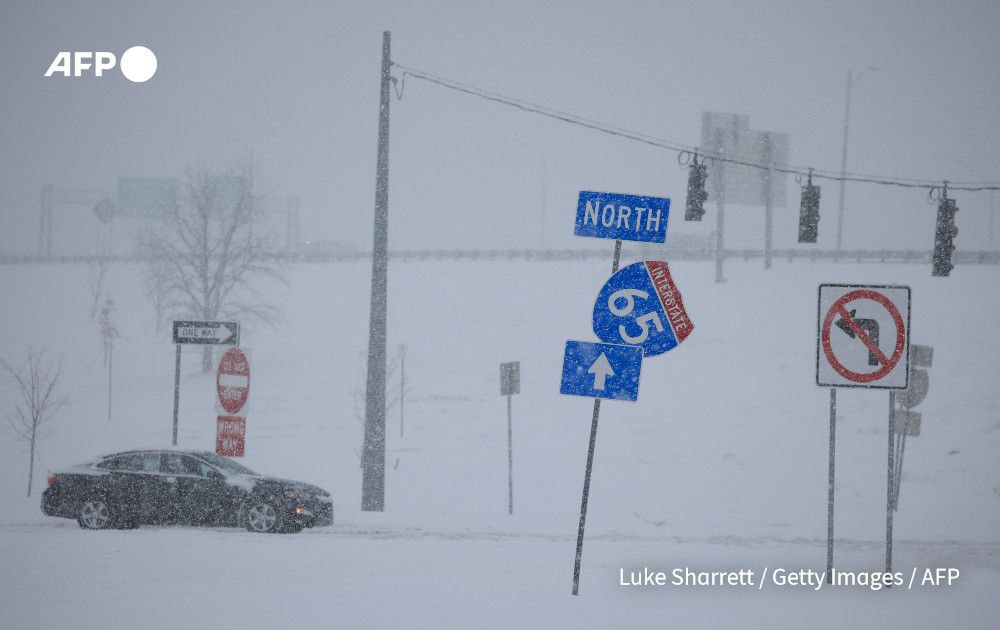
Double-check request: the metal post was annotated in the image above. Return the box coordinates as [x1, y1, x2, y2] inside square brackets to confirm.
[362, 31, 392, 512]
[713, 130, 726, 283]
[399, 343, 406, 438]
[885, 390, 895, 575]
[507, 393, 513, 515]
[172, 344, 181, 446]
[107, 342, 113, 423]
[826, 388, 836, 583]
[763, 133, 774, 269]
[835, 70, 852, 259]
[572, 240, 621, 596]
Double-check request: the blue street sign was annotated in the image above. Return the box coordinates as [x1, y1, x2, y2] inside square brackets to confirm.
[593, 261, 694, 358]
[574, 191, 670, 243]
[560, 340, 643, 401]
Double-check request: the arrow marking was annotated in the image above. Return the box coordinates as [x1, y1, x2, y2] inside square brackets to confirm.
[835, 305, 890, 367]
[588, 353, 615, 390]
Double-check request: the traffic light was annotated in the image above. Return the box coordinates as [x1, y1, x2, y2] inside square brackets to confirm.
[685, 156, 709, 221]
[798, 175, 820, 243]
[932, 196, 958, 277]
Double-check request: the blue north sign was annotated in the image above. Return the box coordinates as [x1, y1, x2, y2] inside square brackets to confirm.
[574, 191, 670, 243]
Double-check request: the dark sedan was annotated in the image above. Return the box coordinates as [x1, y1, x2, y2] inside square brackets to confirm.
[42, 449, 333, 533]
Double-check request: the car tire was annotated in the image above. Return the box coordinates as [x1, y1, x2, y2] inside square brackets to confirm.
[245, 499, 284, 534]
[77, 497, 114, 531]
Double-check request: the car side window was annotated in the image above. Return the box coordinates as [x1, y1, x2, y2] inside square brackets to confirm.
[162, 454, 188, 475]
[192, 460, 216, 478]
[141, 453, 160, 472]
[95, 457, 120, 470]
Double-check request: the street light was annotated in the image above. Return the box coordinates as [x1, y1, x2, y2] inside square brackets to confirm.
[834, 66, 878, 258]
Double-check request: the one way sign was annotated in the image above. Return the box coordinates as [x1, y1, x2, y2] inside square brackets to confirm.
[560, 340, 643, 401]
[173, 320, 240, 346]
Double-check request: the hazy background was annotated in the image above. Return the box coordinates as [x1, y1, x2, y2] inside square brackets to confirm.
[1, 0, 998, 254]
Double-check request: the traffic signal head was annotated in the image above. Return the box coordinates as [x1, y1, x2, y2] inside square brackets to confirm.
[685, 161, 709, 221]
[932, 197, 958, 277]
[798, 183, 821, 243]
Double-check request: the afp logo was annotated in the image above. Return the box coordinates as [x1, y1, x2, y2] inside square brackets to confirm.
[44, 46, 157, 83]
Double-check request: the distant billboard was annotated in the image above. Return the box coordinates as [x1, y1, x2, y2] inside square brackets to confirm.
[117, 177, 179, 217]
[700, 112, 789, 207]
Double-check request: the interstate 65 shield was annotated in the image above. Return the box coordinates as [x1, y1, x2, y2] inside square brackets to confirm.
[592, 261, 694, 358]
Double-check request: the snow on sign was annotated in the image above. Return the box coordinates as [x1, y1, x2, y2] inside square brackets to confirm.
[217, 347, 250, 415]
[593, 261, 694, 357]
[216, 415, 246, 457]
[560, 340, 643, 401]
[816, 284, 911, 389]
[574, 191, 670, 243]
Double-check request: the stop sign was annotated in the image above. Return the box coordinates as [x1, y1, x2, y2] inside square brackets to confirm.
[217, 347, 250, 415]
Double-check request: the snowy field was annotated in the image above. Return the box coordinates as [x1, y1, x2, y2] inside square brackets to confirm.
[1, 256, 999, 628]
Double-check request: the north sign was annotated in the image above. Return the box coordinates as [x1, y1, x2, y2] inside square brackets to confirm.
[574, 191, 670, 243]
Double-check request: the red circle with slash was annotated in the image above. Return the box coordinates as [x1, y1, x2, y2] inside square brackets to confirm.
[821, 289, 906, 383]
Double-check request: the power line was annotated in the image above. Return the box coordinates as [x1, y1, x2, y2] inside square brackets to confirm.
[391, 63, 1000, 193]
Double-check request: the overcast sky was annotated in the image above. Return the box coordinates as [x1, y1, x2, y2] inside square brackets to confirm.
[2, 0, 998, 254]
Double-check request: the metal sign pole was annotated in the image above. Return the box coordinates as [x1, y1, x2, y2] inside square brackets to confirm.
[763, 133, 774, 269]
[826, 387, 837, 583]
[572, 239, 622, 596]
[172, 344, 181, 446]
[507, 392, 513, 515]
[885, 390, 895, 575]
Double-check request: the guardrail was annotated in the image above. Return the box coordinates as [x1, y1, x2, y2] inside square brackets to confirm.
[1, 248, 998, 266]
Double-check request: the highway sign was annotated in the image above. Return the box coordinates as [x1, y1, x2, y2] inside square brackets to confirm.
[217, 347, 250, 415]
[560, 340, 642, 401]
[593, 261, 694, 357]
[817, 284, 911, 389]
[500, 362, 520, 396]
[216, 415, 246, 457]
[173, 320, 240, 345]
[574, 191, 670, 243]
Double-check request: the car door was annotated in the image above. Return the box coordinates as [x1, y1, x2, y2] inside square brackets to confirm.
[162, 453, 220, 525]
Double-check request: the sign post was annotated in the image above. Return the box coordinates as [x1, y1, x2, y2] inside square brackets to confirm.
[500, 361, 520, 515]
[816, 284, 911, 579]
[565, 190, 693, 595]
[170, 320, 240, 446]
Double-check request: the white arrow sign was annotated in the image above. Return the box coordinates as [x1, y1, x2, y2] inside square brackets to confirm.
[172, 320, 240, 345]
[587, 353, 615, 390]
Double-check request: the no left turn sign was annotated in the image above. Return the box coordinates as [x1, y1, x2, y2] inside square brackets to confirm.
[816, 284, 911, 389]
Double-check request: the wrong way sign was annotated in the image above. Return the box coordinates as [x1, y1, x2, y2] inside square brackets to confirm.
[816, 284, 911, 389]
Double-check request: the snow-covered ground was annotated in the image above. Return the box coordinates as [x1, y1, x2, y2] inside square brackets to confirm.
[1, 256, 998, 628]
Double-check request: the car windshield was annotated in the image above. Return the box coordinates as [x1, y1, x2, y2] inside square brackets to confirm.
[194, 452, 257, 476]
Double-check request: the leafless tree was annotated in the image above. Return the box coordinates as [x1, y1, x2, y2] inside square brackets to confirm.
[1, 348, 69, 497]
[137, 161, 285, 371]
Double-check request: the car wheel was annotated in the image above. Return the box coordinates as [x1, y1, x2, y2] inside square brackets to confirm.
[245, 500, 282, 533]
[78, 498, 113, 530]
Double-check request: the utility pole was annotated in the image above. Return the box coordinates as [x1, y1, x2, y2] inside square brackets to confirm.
[362, 31, 392, 512]
[835, 67, 877, 259]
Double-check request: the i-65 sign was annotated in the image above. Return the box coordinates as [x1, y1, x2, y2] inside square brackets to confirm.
[592, 261, 694, 357]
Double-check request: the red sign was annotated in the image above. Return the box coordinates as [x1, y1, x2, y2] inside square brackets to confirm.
[821, 289, 906, 383]
[217, 347, 250, 415]
[216, 415, 246, 456]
